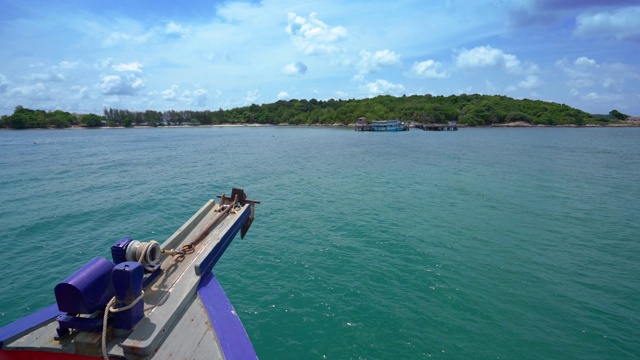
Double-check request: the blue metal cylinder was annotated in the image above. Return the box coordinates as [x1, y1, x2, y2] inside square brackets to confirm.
[54, 257, 115, 315]
[111, 261, 144, 330]
[111, 237, 134, 264]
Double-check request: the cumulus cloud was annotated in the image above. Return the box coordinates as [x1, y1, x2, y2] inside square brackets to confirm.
[580, 91, 623, 103]
[9, 83, 52, 100]
[334, 90, 349, 99]
[557, 56, 639, 96]
[574, 6, 640, 42]
[113, 62, 143, 72]
[574, 56, 598, 68]
[244, 89, 260, 105]
[99, 74, 144, 95]
[356, 49, 401, 76]
[277, 91, 290, 100]
[282, 62, 308, 76]
[157, 85, 207, 106]
[165, 21, 188, 36]
[184, 88, 207, 107]
[518, 75, 542, 89]
[408, 60, 449, 79]
[71, 85, 89, 99]
[456, 46, 523, 74]
[286, 12, 347, 55]
[362, 79, 405, 97]
[162, 85, 179, 101]
[556, 57, 596, 78]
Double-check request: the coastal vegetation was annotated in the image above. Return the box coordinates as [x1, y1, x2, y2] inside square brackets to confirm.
[0, 94, 633, 129]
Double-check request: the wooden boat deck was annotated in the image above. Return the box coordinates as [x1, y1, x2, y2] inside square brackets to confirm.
[1, 197, 254, 359]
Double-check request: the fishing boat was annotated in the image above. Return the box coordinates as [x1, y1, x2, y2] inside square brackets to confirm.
[370, 120, 408, 131]
[0, 188, 260, 360]
[354, 118, 409, 131]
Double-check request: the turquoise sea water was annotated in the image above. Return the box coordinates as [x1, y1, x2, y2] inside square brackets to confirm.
[1, 126, 639, 359]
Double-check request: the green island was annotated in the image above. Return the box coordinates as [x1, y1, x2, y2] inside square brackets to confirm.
[1, 94, 637, 129]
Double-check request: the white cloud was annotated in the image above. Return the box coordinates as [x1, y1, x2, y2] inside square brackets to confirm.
[556, 57, 589, 78]
[556, 57, 638, 93]
[456, 45, 525, 74]
[518, 75, 541, 89]
[184, 88, 207, 107]
[113, 62, 143, 72]
[244, 89, 260, 105]
[369, 49, 401, 67]
[574, 56, 598, 68]
[162, 85, 179, 101]
[71, 85, 89, 99]
[362, 79, 405, 97]
[1, 1, 639, 116]
[334, 90, 349, 99]
[9, 83, 51, 100]
[580, 92, 622, 103]
[98, 74, 144, 95]
[165, 21, 188, 36]
[408, 60, 449, 79]
[286, 12, 348, 55]
[357, 49, 401, 75]
[277, 91, 290, 100]
[282, 62, 308, 76]
[574, 7, 640, 42]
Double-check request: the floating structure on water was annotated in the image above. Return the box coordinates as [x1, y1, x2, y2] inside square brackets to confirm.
[355, 117, 409, 131]
[414, 121, 458, 131]
[0, 188, 260, 360]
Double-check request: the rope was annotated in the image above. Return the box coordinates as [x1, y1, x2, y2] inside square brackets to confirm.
[101, 291, 145, 360]
[136, 240, 158, 264]
[162, 200, 238, 262]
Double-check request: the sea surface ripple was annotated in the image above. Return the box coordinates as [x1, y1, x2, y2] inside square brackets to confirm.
[0, 126, 638, 359]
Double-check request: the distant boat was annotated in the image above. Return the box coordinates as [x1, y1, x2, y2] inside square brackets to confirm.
[354, 117, 409, 132]
[0, 188, 260, 360]
[370, 120, 409, 131]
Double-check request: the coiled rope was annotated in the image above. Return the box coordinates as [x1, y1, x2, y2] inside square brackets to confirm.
[136, 240, 159, 264]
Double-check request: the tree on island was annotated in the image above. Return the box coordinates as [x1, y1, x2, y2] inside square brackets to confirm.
[609, 109, 629, 120]
[1, 95, 635, 129]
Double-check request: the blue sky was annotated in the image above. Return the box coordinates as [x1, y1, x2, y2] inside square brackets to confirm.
[1, 0, 639, 116]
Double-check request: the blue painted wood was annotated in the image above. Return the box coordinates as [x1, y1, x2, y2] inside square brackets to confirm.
[0, 304, 60, 347]
[54, 257, 115, 315]
[195, 205, 250, 276]
[198, 271, 257, 360]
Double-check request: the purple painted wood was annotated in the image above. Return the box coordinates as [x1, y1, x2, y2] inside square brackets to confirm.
[197, 271, 257, 360]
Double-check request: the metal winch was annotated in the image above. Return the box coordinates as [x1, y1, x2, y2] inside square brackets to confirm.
[111, 237, 161, 265]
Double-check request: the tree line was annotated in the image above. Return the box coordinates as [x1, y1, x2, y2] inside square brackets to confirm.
[0, 94, 630, 129]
